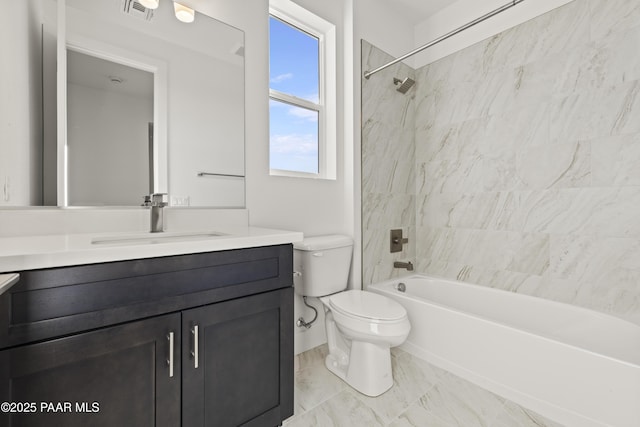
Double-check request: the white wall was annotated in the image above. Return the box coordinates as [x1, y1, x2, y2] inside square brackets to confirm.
[0, 0, 43, 205]
[354, 0, 415, 67]
[413, 0, 575, 68]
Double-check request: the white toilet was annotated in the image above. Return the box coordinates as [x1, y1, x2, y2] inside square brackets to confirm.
[293, 235, 411, 397]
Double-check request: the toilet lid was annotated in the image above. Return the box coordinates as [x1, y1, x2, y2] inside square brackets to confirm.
[329, 290, 407, 321]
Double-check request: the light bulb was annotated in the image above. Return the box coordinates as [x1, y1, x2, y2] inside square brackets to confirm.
[138, 0, 159, 9]
[173, 2, 195, 23]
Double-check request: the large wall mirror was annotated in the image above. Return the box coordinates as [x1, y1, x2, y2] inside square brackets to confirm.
[0, 0, 245, 208]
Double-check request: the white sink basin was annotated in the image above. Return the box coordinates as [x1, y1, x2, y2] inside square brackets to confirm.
[91, 231, 225, 246]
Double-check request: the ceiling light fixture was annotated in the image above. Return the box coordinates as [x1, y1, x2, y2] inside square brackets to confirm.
[173, 2, 195, 23]
[138, 0, 159, 9]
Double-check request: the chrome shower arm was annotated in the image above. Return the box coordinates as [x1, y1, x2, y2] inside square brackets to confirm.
[363, 0, 526, 79]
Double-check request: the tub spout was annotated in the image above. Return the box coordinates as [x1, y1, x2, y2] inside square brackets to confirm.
[393, 261, 413, 271]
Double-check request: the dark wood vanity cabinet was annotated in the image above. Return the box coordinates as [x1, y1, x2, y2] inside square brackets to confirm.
[0, 244, 294, 427]
[183, 289, 292, 427]
[0, 313, 182, 427]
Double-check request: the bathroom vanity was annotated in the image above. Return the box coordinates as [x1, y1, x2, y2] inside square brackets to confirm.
[0, 228, 300, 427]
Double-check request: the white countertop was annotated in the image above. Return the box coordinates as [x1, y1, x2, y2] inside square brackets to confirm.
[0, 227, 303, 272]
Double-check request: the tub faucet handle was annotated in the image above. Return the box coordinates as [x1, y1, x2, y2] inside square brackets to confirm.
[390, 229, 409, 253]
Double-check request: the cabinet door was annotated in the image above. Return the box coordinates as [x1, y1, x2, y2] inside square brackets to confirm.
[0, 313, 181, 427]
[182, 287, 293, 427]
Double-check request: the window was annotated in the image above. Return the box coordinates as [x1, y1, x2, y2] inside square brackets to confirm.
[269, 0, 336, 179]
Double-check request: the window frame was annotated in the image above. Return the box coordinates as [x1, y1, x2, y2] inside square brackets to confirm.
[268, 0, 336, 180]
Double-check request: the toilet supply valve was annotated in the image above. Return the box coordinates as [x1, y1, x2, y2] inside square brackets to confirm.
[296, 296, 318, 329]
[296, 318, 312, 329]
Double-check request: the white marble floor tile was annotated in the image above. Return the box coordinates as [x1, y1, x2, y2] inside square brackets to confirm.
[492, 401, 566, 427]
[284, 389, 386, 427]
[389, 406, 459, 427]
[293, 352, 346, 414]
[286, 345, 567, 427]
[404, 377, 506, 427]
[296, 344, 329, 371]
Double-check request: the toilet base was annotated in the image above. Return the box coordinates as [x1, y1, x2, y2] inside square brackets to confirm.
[323, 304, 399, 397]
[325, 340, 393, 397]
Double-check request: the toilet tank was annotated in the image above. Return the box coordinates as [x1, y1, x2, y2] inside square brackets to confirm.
[293, 235, 353, 297]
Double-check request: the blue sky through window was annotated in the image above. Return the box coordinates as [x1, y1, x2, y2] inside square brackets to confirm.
[269, 16, 320, 174]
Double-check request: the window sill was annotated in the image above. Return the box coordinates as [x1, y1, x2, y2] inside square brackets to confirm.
[269, 169, 336, 180]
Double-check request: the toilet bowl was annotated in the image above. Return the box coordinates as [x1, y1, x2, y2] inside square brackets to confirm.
[294, 235, 411, 397]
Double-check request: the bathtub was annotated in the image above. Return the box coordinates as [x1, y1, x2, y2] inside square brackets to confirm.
[368, 274, 640, 427]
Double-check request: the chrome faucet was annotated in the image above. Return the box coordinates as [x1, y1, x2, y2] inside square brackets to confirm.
[149, 193, 168, 233]
[393, 261, 414, 271]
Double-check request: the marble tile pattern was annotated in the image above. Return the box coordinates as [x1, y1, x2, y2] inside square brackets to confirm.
[284, 345, 564, 427]
[361, 40, 416, 285]
[362, 0, 640, 324]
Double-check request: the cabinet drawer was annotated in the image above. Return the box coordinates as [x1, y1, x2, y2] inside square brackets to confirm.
[0, 244, 292, 349]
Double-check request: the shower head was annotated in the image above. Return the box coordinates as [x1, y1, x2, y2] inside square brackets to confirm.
[393, 77, 415, 94]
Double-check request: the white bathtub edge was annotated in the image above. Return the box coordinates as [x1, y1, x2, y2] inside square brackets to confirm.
[399, 342, 609, 427]
[367, 275, 640, 427]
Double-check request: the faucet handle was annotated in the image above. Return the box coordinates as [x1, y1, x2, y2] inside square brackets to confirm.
[151, 193, 168, 206]
[151, 193, 168, 204]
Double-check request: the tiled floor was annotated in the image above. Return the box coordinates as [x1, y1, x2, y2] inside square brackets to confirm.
[283, 345, 564, 427]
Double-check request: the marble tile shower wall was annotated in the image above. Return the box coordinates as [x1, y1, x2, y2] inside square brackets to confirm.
[362, 40, 416, 285]
[414, 0, 640, 324]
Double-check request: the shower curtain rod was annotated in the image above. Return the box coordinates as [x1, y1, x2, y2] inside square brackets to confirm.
[363, 0, 526, 79]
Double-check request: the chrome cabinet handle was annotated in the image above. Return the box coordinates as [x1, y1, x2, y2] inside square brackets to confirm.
[167, 332, 174, 378]
[0, 273, 19, 296]
[191, 325, 199, 369]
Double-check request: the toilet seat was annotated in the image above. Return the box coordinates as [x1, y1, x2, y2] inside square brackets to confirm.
[329, 290, 407, 323]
